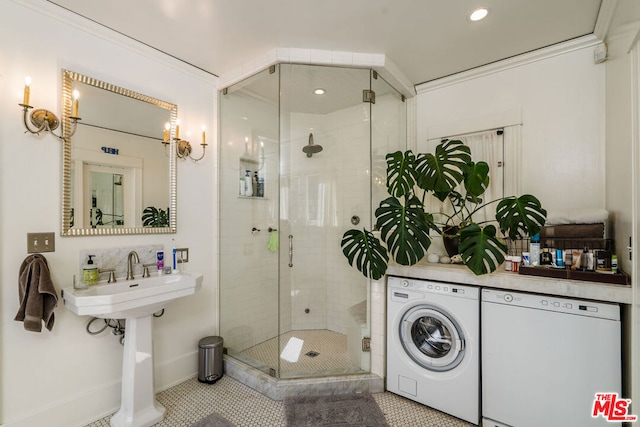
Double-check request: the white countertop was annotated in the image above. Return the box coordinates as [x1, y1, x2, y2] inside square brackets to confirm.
[386, 261, 633, 304]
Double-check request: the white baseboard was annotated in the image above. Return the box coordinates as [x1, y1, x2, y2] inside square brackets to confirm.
[1, 351, 198, 427]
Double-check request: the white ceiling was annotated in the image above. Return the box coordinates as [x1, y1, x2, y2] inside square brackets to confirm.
[47, 0, 604, 87]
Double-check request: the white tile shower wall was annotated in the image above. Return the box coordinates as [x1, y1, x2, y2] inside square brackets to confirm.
[284, 113, 329, 331]
[287, 106, 371, 335]
[370, 278, 386, 378]
[78, 244, 162, 282]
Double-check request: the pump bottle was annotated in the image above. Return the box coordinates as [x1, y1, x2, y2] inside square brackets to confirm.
[83, 255, 99, 285]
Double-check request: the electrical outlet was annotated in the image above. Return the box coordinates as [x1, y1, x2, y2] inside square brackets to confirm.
[27, 232, 55, 253]
[176, 247, 189, 263]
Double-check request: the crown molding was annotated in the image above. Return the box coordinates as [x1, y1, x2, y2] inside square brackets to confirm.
[416, 35, 601, 94]
[10, 0, 217, 84]
[218, 47, 415, 99]
[594, 0, 619, 41]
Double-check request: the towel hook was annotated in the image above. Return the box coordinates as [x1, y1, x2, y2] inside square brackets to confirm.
[251, 227, 261, 234]
[268, 227, 278, 232]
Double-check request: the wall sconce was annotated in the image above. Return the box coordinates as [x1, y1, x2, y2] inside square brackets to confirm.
[19, 76, 80, 140]
[162, 121, 207, 162]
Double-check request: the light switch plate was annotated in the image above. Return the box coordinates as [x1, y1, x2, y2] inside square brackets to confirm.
[27, 232, 55, 253]
[176, 247, 189, 263]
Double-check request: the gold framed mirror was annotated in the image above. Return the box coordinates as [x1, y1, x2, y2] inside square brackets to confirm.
[61, 69, 177, 236]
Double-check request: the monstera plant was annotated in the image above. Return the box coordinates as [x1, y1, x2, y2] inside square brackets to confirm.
[341, 139, 547, 278]
[142, 206, 170, 227]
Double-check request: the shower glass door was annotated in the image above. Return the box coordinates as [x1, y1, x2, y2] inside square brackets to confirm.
[278, 65, 373, 378]
[219, 67, 281, 376]
[219, 64, 407, 380]
[277, 65, 407, 379]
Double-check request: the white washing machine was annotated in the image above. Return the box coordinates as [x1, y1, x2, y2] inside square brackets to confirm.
[386, 276, 479, 425]
[482, 288, 622, 427]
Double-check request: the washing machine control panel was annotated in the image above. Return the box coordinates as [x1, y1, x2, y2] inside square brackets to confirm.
[388, 277, 478, 299]
[481, 289, 620, 321]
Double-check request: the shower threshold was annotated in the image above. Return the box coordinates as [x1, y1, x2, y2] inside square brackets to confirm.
[223, 355, 384, 401]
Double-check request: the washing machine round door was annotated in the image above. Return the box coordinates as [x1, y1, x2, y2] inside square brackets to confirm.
[399, 305, 465, 371]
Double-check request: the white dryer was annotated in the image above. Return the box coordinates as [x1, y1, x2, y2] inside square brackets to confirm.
[386, 276, 479, 425]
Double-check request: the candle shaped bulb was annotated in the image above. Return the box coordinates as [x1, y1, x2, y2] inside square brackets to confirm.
[202, 126, 206, 145]
[72, 90, 79, 117]
[163, 122, 170, 142]
[23, 76, 31, 105]
[175, 120, 180, 139]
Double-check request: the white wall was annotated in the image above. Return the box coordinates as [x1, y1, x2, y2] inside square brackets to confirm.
[604, 0, 640, 408]
[0, 2, 218, 426]
[417, 43, 606, 216]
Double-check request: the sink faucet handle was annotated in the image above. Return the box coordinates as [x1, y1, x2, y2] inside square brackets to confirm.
[142, 263, 156, 278]
[99, 268, 117, 283]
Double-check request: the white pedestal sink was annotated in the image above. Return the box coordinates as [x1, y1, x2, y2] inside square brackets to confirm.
[62, 272, 203, 427]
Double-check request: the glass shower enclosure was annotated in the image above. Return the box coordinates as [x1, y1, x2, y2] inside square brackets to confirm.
[219, 63, 406, 380]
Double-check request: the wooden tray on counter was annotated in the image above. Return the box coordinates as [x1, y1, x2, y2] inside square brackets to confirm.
[518, 265, 629, 285]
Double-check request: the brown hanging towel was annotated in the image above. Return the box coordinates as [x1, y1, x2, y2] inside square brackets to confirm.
[14, 254, 58, 332]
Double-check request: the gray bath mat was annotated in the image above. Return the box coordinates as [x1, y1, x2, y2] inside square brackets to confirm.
[285, 393, 389, 426]
[189, 412, 235, 427]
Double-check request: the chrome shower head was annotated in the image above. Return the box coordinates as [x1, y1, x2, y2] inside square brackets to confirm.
[302, 133, 323, 157]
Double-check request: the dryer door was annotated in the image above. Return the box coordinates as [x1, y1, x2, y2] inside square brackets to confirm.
[400, 305, 465, 372]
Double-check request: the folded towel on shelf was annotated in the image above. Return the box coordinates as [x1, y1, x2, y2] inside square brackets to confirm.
[14, 254, 58, 332]
[267, 230, 279, 253]
[545, 209, 609, 225]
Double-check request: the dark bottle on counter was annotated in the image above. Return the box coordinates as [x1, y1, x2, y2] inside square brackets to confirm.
[540, 246, 553, 265]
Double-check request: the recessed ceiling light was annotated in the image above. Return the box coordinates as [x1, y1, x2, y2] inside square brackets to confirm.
[469, 7, 489, 22]
[314, 88, 326, 95]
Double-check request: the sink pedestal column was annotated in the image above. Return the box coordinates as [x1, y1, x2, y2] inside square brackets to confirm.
[110, 315, 165, 427]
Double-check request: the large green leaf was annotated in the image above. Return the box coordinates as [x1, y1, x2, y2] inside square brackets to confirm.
[414, 140, 471, 201]
[341, 229, 389, 280]
[496, 195, 547, 239]
[142, 206, 169, 227]
[458, 224, 508, 275]
[385, 151, 416, 198]
[464, 161, 490, 202]
[375, 196, 432, 266]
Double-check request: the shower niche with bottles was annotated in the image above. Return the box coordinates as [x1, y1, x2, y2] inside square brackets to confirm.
[237, 133, 269, 198]
[219, 63, 407, 383]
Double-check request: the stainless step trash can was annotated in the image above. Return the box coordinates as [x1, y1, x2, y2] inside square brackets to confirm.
[198, 336, 223, 384]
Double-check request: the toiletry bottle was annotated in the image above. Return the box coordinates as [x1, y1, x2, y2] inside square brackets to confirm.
[257, 176, 265, 197]
[529, 233, 541, 266]
[157, 250, 164, 272]
[556, 249, 564, 267]
[253, 171, 258, 196]
[244, 170, 253, 197]
[612, 254, 618, 274]
[83, 255, 99, 285]
[504, 256, 513, 272]
[239, 176, 245, 196]
[580, 247, 590, 271]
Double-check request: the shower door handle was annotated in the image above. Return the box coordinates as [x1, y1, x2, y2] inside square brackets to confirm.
[288, 234, 293, 267]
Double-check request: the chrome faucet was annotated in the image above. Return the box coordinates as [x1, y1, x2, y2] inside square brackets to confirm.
[126, 251, 140, 280]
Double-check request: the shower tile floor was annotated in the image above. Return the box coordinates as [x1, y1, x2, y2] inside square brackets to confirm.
[86, 375, 474, 427]
[236, 329, 362, 377]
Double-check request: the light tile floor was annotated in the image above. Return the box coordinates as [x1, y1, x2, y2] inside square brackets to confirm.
[86, 375, 474, 427]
